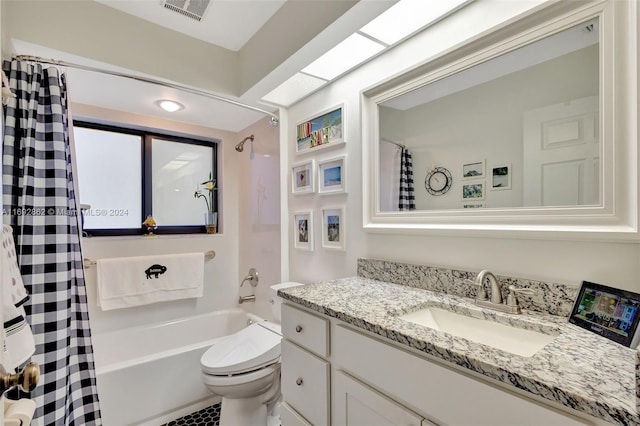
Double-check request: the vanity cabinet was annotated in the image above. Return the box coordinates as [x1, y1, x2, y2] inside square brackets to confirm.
[281, 304, 330, 426]
[281, 302, 596, 426]
[333, 325, 589, 426]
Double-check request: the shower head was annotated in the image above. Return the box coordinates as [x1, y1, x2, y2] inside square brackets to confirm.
[235, 134, 254, 152]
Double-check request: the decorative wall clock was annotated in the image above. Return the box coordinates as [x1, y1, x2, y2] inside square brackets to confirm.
[425, 167, 452, 195]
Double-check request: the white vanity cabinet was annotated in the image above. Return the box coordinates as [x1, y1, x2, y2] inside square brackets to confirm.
[333, 325, 591, 426]
[281, 302, 600, 426]
[281, 304, 330, 426]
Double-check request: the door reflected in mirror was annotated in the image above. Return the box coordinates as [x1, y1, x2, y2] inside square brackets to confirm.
[378, 19, 599, 212]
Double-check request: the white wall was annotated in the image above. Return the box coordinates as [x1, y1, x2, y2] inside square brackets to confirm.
[285, 0, 640, 292]
[72, 104, 243, 334]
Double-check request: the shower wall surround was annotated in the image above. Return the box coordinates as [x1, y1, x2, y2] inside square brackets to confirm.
[357, 258, 578, 317]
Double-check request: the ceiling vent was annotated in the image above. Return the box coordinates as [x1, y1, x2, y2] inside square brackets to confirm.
[162, 0, 210, 22]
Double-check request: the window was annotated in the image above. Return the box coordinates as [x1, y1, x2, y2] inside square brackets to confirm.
[73, 121, 218, 235]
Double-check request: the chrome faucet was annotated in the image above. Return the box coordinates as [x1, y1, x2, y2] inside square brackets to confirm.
[472, 270, 533, 314]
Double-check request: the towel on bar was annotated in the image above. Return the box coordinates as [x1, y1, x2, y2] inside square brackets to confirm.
[96, 253, 205, 311]
[1, 225, 35, 370]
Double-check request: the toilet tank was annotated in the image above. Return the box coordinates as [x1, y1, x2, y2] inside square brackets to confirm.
[269, 282, 305, 323]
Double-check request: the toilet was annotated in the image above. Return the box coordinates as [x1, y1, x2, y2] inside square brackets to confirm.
[200, 282, 303, 426]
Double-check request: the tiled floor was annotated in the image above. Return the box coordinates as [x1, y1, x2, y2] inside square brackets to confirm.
[162, 403, 221, 426]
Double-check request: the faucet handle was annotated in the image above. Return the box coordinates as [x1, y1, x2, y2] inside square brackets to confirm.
[506, 285, 535, 307]
[467, 278, 488, 301]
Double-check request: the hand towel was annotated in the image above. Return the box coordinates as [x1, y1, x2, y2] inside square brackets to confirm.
[1, 225, 36, 370]
[96, 253, 204, 310]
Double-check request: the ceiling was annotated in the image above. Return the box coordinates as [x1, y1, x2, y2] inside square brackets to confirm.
[2, 0, 396, 132]
[94, 0, 288, 52]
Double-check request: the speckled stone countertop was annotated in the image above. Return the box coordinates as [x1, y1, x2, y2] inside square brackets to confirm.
[278, 277, 639, 425]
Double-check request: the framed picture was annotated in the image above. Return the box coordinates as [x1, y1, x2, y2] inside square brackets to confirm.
[462, 160, 485, 180]
[318, 155, 346, 194]
[296, 105, 344, 155]
[293, 211, 313, 251]
[291, 160, 315, 195]
[491, 164, 511, 190]
[322, 207, 345, 251]
[462, 181, 485, 201]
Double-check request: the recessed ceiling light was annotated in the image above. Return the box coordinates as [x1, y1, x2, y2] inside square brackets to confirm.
[302, 33, 385, 81]
[360, 0, 471, 45]
[155, 99, 184, 112]
[262, 73, 328, 107]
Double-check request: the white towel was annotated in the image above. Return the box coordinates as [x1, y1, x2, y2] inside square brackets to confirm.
[1, 225, 36, 370]
[96, 253, 204, 311]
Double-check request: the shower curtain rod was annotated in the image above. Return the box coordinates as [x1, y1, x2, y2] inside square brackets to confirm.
[13, 55, 280, 126]
[381, 138, 406, 149]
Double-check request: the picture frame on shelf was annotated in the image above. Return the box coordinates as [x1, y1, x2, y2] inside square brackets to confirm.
[296, 105, 344, 155]
[293, 211, 313, 252]
[491, 164, 512, 190]
[321, 207, 345, 251]
[462, 181, 485, 201]
[291, 160, 315, 195]
[318, 155, 346, 194]
[462, 160, 485, 180]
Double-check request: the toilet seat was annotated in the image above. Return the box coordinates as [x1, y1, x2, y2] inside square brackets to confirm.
[201, 322, 282, 375]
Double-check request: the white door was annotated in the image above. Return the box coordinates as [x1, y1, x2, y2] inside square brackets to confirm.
[333, 371, 432, 426]
[523, 96, 599, 207]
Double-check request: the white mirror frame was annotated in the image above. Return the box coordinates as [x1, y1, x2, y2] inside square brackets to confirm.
[362, 0, 639, 242]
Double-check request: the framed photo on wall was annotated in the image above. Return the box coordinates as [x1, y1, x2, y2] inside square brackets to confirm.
[491, 164, 512, 190]
[462, 160, 485, 180]
[321, 207, 345, 251]
[293, 211, 313, 251]
[291, 160, 315, 195]
[318, 155, 346, 194]
[296, 105, 345, 155]
[462, 181, 485, 201]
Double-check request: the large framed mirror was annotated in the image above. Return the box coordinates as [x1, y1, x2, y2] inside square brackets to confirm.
[362, 0, 638, 241]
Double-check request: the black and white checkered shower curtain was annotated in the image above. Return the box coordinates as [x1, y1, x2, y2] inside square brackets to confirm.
[2, 60, 101, 425]
[399, 147, 415, 210]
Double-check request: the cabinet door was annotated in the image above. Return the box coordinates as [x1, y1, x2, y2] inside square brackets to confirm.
[333, 371, 432, 426]
[282, 340, 330, 426]
[281, 402, 313, 426]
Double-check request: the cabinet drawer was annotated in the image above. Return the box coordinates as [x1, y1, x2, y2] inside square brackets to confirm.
[281, 340, 330, 426]
[281, 402, 312, 426]
[282, 303, 329, 357]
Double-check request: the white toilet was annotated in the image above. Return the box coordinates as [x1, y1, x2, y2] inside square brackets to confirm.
[200, 282, 303, 426]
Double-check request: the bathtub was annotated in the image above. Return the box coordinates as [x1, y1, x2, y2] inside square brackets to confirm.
[92, 309, 264, 426]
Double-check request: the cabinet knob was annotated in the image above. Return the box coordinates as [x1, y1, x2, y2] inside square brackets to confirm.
[295, 325, 303, 333]
[296, 378, 303, 386]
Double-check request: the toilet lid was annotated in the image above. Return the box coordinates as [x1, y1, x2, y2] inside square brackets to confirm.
[201, 322, 282, 375]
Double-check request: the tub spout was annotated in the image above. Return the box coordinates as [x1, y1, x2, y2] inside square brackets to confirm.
[238, 295, 256, 304]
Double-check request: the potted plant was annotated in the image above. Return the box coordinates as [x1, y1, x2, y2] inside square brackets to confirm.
[194, 172, 217, 234]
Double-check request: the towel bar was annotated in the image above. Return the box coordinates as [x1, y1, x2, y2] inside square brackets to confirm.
[83, 250, 216, 268]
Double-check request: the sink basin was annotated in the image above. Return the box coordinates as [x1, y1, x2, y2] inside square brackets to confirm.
[398, 306, 558, 357]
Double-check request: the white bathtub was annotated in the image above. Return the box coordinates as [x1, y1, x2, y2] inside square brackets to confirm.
[92, 309, 263, 426]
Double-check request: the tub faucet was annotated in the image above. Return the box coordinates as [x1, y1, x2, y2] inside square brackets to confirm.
[238, 295, 256, 304]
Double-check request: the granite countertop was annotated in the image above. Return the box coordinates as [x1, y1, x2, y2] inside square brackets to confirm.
[278, 277, 639, 425]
